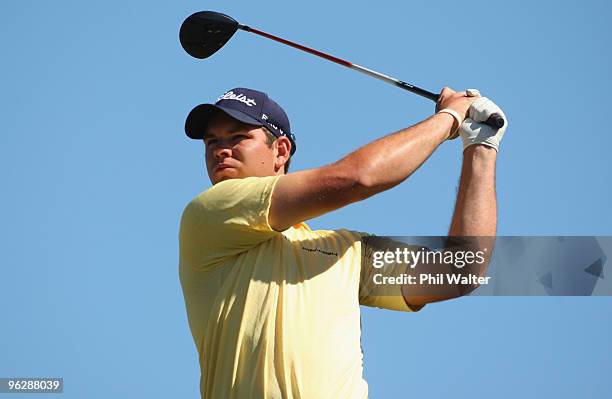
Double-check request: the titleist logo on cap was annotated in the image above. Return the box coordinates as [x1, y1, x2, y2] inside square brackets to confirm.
[217, 91, 257, 107]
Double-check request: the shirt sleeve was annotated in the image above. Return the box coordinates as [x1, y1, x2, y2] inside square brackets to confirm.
[179, 176, 282, 271]
[359, 234, 426, 312]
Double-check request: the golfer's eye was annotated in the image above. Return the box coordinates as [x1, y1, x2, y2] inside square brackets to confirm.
[232, 134, 248, 142]
[205, 138, 218, 146]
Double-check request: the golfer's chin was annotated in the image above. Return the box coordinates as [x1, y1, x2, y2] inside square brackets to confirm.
[210, 167, 241, 184]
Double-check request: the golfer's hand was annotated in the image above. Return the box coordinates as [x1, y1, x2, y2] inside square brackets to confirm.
[436, 87, 477, 120]
[436, 87, 479, 139]
[459, 97, 508, 152]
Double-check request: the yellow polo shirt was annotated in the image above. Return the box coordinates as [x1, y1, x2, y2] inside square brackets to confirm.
[179, 175, 417, 399]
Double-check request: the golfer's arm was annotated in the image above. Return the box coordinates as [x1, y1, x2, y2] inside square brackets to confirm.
[448, 145, 497, 238]
[269, 113, 456, 231]
[401, 146, 498, 307]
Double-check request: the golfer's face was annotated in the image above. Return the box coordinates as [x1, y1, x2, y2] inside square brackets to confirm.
[204, 112, 276, 184]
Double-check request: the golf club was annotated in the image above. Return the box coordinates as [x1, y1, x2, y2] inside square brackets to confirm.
[179, 11, 505, 129]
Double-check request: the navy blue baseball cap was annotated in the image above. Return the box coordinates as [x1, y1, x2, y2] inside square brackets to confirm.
[185, 87, 297, 155]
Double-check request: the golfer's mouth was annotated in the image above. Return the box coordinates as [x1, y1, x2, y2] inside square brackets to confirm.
[214, 163, 233, 172]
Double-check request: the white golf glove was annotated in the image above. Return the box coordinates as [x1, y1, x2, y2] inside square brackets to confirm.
[460, 97, 508, 151]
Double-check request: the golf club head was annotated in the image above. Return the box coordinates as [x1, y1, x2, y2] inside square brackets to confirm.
[179, 11, 239, 59]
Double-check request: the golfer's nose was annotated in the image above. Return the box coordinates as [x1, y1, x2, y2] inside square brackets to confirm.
[213, 144, 232, 161]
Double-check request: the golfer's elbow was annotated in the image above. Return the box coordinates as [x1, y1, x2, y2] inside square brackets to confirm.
[453, 250, 494, 298]
[333, 162, 396, 202]
[321, 164, 369, 203]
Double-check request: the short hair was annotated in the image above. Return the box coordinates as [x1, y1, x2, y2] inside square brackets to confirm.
[262, 127, 291, 173]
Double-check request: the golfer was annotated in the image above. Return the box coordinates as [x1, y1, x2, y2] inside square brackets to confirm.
[179, 86, 507, 398]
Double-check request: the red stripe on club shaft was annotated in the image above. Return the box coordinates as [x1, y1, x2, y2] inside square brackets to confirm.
[242, 26, 353, 68]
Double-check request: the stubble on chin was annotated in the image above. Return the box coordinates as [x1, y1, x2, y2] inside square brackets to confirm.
[210, 168, 240, 184]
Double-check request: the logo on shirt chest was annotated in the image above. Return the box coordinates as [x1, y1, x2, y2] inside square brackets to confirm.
[301, 246, 338, 257]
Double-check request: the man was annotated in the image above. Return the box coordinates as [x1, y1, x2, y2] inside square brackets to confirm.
[179, 87, 507, 398]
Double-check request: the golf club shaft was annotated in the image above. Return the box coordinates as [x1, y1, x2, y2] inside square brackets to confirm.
[240, 25, 437, 101]
[239, 24, 504, 129]
[240, 25, 438, 101]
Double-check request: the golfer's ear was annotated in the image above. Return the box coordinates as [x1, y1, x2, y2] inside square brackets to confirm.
[274, 137, 291, 171]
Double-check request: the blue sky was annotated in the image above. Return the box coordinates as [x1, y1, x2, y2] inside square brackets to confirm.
[1, 0, 611, 397]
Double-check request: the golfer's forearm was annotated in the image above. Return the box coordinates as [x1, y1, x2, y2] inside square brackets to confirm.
[336, 113, 455, 199]
[449, 145, 497, 236]
[401, 146, 497, 306]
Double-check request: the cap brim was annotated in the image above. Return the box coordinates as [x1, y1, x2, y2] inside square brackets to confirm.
[185, 104, 263, 139]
